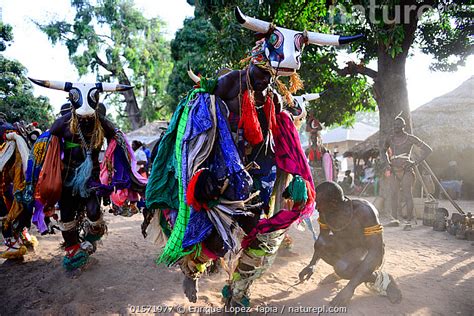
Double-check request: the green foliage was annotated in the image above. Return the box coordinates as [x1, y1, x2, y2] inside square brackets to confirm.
[417, 2, 474, 71]
[0, 23, 14, 52]
[37, 0, 173, 125]
[166, 2, 262, 108]
[0, 92, 53, 130]
[1, 23, 53, 128]
[170, 1, 374, 126]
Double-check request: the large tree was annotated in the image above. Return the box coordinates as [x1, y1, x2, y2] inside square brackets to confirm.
[168, 1, 375, 125]
[37, 0, 173, 130]
[175, 0, 472, 143]
[0, 23, 53, 129]
[272, 0, 473, 148]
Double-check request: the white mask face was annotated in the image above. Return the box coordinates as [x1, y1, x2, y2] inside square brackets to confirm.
[29, 79, 132, 117]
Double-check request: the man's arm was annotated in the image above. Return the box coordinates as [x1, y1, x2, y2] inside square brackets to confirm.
[409, 135, 432, 165]
[49, 114, 68, 137]
[299, 224, 330, 281]
[381, 137, 391, 169]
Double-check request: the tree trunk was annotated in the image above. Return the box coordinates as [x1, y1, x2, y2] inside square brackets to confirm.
[375, 2, 420, 155]
[374, 48, 411, 151]
[118, 73, 145, 130]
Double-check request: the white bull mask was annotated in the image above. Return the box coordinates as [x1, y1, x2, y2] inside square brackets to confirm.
[29, 78, 132, 117]
[235, 7, 363, 76]
[292, 93, 322, 124]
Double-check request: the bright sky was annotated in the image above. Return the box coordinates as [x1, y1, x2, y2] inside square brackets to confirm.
[1, 0, 473, 116]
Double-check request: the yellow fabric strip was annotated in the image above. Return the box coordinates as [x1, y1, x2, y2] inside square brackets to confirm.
[364, 224, 383, 236]
[318, 217, 329, 230]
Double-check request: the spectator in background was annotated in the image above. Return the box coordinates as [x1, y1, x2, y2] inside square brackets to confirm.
[339, 170, 353, 193]
[132, 140, 148, 177]
[142, 144, 151, 164]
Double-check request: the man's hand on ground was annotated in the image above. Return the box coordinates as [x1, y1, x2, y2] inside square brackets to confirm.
[298, 265, 314, 282]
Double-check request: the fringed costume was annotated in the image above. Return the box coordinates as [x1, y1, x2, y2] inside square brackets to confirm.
[145, 6, 362, 305]
[0, 124, 38, 259]
[28, 78, 139, 272]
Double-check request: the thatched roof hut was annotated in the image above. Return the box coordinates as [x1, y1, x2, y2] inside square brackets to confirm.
[345, 76, 474, 198]
[346, 76, 474, 157]
[126, 120, 168, 147]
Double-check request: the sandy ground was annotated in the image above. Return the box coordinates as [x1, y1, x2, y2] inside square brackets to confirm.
[0, 198, 473, 316]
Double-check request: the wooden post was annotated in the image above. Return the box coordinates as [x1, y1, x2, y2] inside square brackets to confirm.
[422, 161, 465, 215]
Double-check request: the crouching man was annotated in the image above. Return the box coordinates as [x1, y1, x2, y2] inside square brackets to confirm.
[299, 182, 402, 307]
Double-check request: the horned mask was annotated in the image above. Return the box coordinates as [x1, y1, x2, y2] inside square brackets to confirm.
[29, 78, 132, 117]
[235, 7, 363, 76]
[291, 93, 322, 129]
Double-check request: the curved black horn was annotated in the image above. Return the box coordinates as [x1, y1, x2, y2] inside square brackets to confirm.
[234, 6, 271, 33]
[235, 7, 246, 24]
[338, 34, 364, 45]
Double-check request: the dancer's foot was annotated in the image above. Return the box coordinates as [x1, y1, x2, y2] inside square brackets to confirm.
[386, 275, 402, 304]
[65, 257, 98, 279]
[21, 228, 39, 251]
[385, 219, 400, 227]
[403, 220, 413, 231]
[183, 276, 198, 303]
[63, 244, 90, 274]
[0, 238, 27, 260]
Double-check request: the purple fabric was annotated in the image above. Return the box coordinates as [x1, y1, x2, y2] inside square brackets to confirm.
[32, 200, 47, 234]
[112, 147, 132, 190]
[181, 94, 213, 205]
[120, 133, 148, 185]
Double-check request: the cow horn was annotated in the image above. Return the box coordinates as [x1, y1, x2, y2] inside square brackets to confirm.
[101, 83, 133, 92]
[28, 78, 69, 91]
[187, 62, 201, 84]
[302, 93, 321, 102]
[235, 7, 271, 34]
[306, 32, 363, 46]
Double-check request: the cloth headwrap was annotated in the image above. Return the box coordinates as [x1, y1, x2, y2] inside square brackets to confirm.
[6, 133, 29, 174]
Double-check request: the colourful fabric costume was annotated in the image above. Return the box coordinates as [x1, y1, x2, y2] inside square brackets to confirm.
[29, 78, 144, 272]
[145, 6, 362, 305]
[0, 124, 38, 259]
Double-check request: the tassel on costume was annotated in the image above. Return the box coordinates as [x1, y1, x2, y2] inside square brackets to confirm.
[289, 72, 304, 94]
[66, 152, 93, 198]
[284, 175, 308, 204]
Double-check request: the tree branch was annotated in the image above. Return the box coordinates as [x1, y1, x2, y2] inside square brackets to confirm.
[92, 52, 116, 75]
[337, 61, 378, 79]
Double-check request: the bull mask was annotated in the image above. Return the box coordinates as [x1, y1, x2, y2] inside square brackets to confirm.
[29, 78, 132, 117]
[235, 7, 363, 76]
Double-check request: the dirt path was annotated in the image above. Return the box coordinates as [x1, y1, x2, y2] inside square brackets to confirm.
[1, 201, 473, 315]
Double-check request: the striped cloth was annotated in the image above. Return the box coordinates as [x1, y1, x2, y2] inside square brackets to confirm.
[157, 89, 204, 266]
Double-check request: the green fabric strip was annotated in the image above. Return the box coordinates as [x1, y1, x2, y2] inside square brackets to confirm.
[157, 89, 204, 266]
[145, 99, 186, 211]
[64, 141, 81, 149]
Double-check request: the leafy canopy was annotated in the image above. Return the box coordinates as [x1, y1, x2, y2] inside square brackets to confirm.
[0, 22, 53, 129]
[38, 0, 173, 127]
